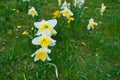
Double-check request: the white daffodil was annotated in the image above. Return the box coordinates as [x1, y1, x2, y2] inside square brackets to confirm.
[28, 7, 38, 17]
[62, 8, 73, 18]
[87, 18, 98, 30]
[61, 0, 70, 9]
[74, 0, 85, 8]
[101, 3, 106, 16]
[32, 34, 56, 47]
[31, 47, 51, 62]
[58, 0, 62, 6]
[34, 19, 57, 36]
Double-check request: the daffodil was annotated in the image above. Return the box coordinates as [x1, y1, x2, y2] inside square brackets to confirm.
[62, 8, 73, 18]
[34, 19, 57, 36]
[31, 47, 51, 62]
[61, 0, 70, 9]
[74, 0, 85, 8]
[53, 10, 61, 18]
[67, 17, 74, 23]
[58, 0, 62, 6]
[22, 31, 29, 35]
[28, 7, 38, 17]
[87, 18, 98, 30]
[32, 34, 56, 47]
[101, 3, 106, 16]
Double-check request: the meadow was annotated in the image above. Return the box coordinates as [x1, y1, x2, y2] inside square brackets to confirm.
[0, 0, 120, 80]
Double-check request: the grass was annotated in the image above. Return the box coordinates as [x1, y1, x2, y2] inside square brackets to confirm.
[0, 0, 120, 80]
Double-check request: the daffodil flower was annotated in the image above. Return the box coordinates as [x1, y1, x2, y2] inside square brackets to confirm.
[31, 47, 51, 62]
[74, 0, 85, 8]
[58, 0, 62, 6]
[87, 18, 98, 30]
[32, 34, 56, 47]
[62, 8, 73, 18]
[53, 10, 61, 18]
[101, 3, 106, 16]
[61, 0, 70, 9]
[67, 17, 74, 23]
[22, 31, 29, 35]
[34, 19, 57, 36]
[28, 7, 38, 17]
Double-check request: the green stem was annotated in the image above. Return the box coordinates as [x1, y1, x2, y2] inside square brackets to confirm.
[46, 63, 58, 78]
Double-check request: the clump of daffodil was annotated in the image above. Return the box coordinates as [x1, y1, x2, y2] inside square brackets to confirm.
[62, 7, 73, 18]
[53, 10, 61, 18]
[67, 17, 74, 23]
[28, 7, 38, 17]
[74, 0, 85, 8]
[87, 18, 98, 30]
[31, 19, 57, 62]
[31, 47, 51, 62]
[101, 3, 106, 16]
[34, 19, 57, 36]
[22, 31, 29, 35]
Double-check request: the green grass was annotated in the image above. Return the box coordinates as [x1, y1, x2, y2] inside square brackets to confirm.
[0, 0, 120, 80]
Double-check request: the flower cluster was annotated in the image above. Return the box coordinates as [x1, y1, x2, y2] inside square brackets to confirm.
[53, 0, 86, 27]
[54, 0, 74, 24]
[21, 0, 107, 63]
[20, 0, 107, 78]
[31, 19, 57, 62]
[87, 3, 106, 30]
[74, 0, 85, 8]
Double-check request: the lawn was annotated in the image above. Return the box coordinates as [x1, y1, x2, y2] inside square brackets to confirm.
[0, 0, 120, 80]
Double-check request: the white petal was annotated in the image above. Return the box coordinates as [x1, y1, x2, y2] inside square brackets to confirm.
[102, 3, 104, 8]
[32, 37, 41, 45]
[46, 48, 51, 53]
[36, 30, 42, 36]
[48, 19, 57, 28]
[31, 7, 35, 10]
[31, 49, 40, 57]
[42, 47, 51, 53]
[34, 57, 39, 62]
[89, 18, 94, 22]
[50, 38, 56, 46]
[46, 54, 51, 61]
[31, 53, 36, 57]
[42, 29, 52, 36]
[81, 0, 85, 4]
[34, 20, 45, 29]
[32, 14, 35, 17]
[52, 29, 57, 35]
[87, 25, 90, 30]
